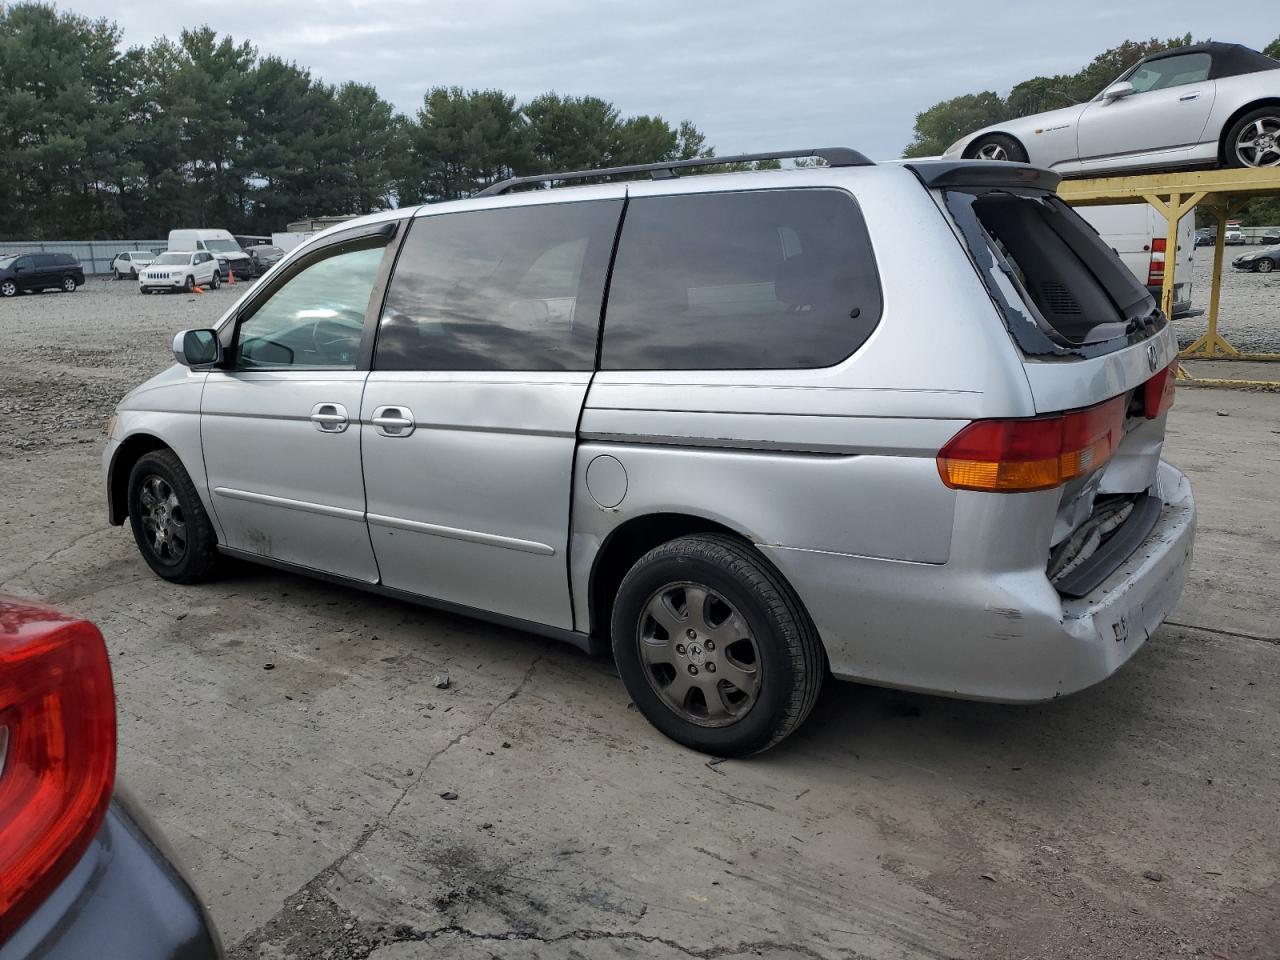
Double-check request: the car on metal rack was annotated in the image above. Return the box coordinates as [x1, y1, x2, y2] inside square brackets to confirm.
[944, 42, 1280, 175]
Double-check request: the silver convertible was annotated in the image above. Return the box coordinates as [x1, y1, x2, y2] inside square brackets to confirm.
[103, 151, 1195, 756]
[944, 42, 1280, 175]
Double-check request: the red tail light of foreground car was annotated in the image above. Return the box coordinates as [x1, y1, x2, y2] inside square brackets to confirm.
[0, 600, 116, 942]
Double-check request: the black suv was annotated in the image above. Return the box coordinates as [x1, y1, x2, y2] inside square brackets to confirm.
[0, 253, 86, 297]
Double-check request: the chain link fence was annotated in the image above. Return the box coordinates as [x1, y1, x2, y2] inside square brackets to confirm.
[0, 239, 167, 276]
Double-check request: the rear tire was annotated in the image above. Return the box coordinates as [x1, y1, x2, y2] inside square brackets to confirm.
[127, 449, 219, 584]
[113, 268, 122, 280]
[964, 133, 1028, 164]
[1224, 107, 1280, 168]
[611, 534, 825, 757]
[61, 276, 76, 292]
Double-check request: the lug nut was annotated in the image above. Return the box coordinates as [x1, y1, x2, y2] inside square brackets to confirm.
[676, 644, 686, 655]
[688, 665, 699, 675]
[704, 640, 714, 651]
[686, 629, 697, 640]
[705, 662, 716, 673]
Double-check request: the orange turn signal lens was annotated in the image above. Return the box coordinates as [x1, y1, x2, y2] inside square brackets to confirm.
[937, 396, 1127, 493]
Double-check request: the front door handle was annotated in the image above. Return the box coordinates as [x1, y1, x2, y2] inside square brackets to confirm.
[1179, 92, 1201, 102]
[310, 402, 349, 433]
[371, 405, 416, 438]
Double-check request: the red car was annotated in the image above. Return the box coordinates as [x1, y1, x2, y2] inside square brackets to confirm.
[0, 597, 221, 958]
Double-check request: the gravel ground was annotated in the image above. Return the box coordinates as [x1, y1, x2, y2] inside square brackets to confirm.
[1174, 245, 1280, 352]
[1, 271, 1278, 958]
[0, 277, 231, 455]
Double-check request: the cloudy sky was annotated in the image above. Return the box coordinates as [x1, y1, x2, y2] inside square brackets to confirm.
[77, 0, 1268, 159]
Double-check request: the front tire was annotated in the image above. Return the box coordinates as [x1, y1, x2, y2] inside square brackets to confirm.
[965, 133, 1028, 164]
[183, 274, 195, 293]
[0, 280, 15, 298]
[1225, 108, 1280, 168]
[210, 271, 221, 289]
[127, 449, 219, 584]
[611, 534, 825, 757]
[1258, 259, 1275, 273]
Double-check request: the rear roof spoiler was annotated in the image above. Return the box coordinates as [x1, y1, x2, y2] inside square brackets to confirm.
[905, 160, 1061, 192]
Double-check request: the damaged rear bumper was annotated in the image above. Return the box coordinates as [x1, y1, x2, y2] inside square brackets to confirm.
[761, 461, 1195, 703]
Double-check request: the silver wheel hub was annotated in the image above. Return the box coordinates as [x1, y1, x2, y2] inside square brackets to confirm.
[1237, 118, 1280, 167]
[139, 474, 187, 563]
[638, 582, 761, 728]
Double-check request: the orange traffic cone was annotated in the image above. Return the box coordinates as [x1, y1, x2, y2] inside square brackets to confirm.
[193, 285, 204, 294]
[228, 270, 236, 285]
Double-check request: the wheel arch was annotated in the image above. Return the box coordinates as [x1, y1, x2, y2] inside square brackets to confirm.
[961, 131, 1027, 160]
[107, 432, 170, 525]
[1218, 98, 1280, 164]
[586, 511, 803, 642]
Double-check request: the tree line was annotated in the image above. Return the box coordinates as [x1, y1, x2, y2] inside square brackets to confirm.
[0, 3, 730, 240]
[903, 34, 1280, 225]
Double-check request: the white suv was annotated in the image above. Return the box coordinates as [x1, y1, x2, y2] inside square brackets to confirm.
[138, 252, 221, 294]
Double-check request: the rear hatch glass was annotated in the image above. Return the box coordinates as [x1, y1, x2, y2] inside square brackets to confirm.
[944, 187, 1164, 358]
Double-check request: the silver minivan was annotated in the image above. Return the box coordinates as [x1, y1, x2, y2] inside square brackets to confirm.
[103, 150, 1195, 756]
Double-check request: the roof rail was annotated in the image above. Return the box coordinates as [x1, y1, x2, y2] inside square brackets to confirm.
[475, 147, 874, 197]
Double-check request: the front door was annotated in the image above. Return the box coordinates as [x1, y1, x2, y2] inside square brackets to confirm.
[360, 198, 623, 628]
[200, 226, 400, 582]
[1077, 51, 1215, 167]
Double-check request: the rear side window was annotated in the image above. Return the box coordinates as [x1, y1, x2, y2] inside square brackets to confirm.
[601, 188, 881, 370]
[948, 189, 1158, 355]
[376, 200, 622, 372]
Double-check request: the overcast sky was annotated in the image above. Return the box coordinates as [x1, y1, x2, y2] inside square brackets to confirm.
[76, 1, 1268, 159]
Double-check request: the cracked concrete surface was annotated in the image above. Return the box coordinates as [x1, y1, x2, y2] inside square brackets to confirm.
[1, 286, 1278, 958]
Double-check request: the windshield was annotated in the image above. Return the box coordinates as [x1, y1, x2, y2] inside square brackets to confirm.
[155, 253, 190, 265]
[204, 239, 241, 254]
[257, 246, 284, 257]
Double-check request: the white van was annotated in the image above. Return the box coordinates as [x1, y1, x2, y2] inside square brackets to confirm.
[1079, 204, 1193, 317]
[167, 229, 257, 280]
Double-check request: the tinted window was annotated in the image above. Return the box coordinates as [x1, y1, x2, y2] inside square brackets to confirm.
[234, 245, 385, 370]
[32, 254, 56, 268]
[601, 189, 881, 370]
[375, 200, 621, 372]
[1127, 53, 1211, 92]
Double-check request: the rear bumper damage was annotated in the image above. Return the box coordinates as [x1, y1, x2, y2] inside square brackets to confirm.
[762, 461, 1195, 703]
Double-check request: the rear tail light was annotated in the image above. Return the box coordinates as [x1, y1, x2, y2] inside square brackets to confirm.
[0, 609, 115, 941]
[1143, 362, 1176, 420]
[937, 396, 1127, 493]
[1147, 237, 1166, 286]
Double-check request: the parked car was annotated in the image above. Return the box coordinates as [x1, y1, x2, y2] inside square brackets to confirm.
[111, 251, 156, 280]
[1079, 203, 1193, 316]
[1194, 229, 1216, 247]
[103, 151, 1195, 756]
[1225, 225, 1245, 244]
[1232, 246, 1280, 272]
[0, 254, 84, 298]
[943, 42, 1280, 175]
[0, 596, 222, 957]
[1259, 230, 1280, 245]
[138, 252, 221, 294]
[168, 229, 257, 281]
[246, 245, 286, 274]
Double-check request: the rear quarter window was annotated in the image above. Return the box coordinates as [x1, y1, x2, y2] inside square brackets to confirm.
[601, 188, 882, 370]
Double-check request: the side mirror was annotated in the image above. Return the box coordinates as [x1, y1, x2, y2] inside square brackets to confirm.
[1102, 81, 1135, 101]
[172, 329, 221, 367]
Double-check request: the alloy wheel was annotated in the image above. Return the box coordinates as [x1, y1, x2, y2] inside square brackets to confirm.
[1259, 259, 1275, 273]
[62, 277, 75, 292]
[138, 474, 187, 564]
[0, 281, 15, 297]
[1235, 116, 1280, 167]
[976, 142, 1008, 161]
[637, 582, 762, 727]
